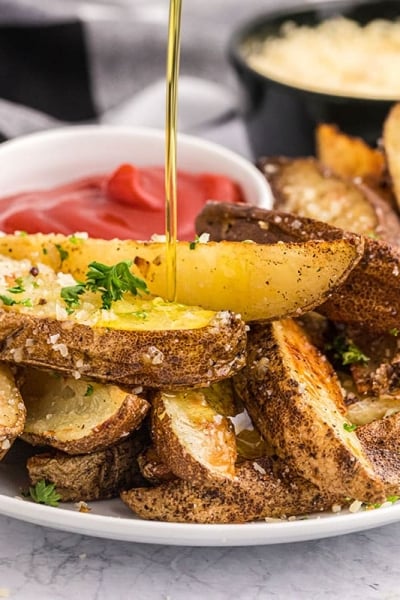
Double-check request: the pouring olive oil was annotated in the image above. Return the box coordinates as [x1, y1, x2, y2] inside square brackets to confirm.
[165, 0, 183, 302]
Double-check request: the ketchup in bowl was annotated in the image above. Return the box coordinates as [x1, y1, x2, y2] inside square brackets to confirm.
[0, 163, 245, 240]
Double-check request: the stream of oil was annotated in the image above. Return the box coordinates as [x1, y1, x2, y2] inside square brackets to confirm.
[165, 0, 183, 302]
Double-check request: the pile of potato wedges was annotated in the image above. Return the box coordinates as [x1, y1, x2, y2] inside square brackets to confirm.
[3, 104, 400, 523]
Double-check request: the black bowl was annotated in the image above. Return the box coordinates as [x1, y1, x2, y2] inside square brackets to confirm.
[228, 0, 400, 158]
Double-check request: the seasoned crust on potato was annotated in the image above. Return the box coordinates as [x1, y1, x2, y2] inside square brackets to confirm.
[151, 387, 237, 485]
[27, 432, 148, 502]
[19, 368, 150, 455]
[233, 320, 385, 503]
[121, 457, 343, 524]
[196, 202, 400, 333]
[0, 364, 26, 460]
[357, 413, 400, 497]
[0, 309, 246, 388]
[258, 156, 400, 244]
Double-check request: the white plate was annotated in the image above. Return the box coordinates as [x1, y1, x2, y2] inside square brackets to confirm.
[1, 444, 399, 546]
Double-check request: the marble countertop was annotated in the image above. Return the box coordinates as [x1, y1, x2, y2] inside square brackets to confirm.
[1, 514, 400, 600]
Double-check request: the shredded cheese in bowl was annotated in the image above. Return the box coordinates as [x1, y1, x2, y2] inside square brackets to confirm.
[247, 17, 400, 99]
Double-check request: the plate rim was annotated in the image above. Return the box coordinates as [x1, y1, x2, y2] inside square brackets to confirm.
[0, 492, 399, 546]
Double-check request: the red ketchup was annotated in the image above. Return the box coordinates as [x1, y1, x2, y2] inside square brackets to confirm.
[0, 164, 245, 240]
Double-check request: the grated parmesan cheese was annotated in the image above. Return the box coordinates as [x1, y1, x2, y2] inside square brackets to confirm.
[248, 17, 400, 99]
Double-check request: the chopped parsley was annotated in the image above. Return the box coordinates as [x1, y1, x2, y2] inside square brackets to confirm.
[0, 294, 32, 307]
[60, 260, 149, 311]
[84, 384, 94, 397]
[68, 234, 84, 245]
[26, 480, 61, 507]
[7, 277, 25, 294]
[326, 334, 369, 366]
[0, 294, 17, 306]
[189, 235, 200, 250]
[55, 244, 69, 263]
[343, 423, 357, 433]
[389, 328, 399, 337]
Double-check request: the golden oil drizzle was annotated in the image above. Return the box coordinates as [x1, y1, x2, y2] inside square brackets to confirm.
[165, 0, 182, 301]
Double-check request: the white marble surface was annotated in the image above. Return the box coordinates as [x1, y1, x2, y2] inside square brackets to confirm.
[1, 514, 400, 600]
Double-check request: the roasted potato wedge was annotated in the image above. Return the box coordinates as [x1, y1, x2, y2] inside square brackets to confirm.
[348, 396, 400, 426]
[357, 413, 400, 497]
[0, 364, 26, 460]
[258, 156, 400, 245]
[0, 253, 246, 387]
[27, 431, 147, 502]
[20, 368, 150, 454]
[197, 202, 400, 333]
[137, 446, 176, 484]
[151, 386, 237, 485]
[0, 233, 363, 322]
[316, 123, 385, 181]
[383, 102, 400, 211]
[121, 456, 342, 524]
[234, 320, 385, 503]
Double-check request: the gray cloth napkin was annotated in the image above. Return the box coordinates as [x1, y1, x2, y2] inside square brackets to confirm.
[0, 0, 311, 157]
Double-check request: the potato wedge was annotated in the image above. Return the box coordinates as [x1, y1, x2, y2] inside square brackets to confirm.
[197, 202, 400, 333]
[20, 368, 150, 454]
[234, 320, 385, 503]
[137, 446, 176, 484]
[151, 386, 237, 485]
[316, 123, 385, 181]
[347, 396, 400, 426]
[258, 156, 400, 245]
[0, 233, 363, 322]
[383, 102, 400, 210]
[0, 364, 26, 460]
[121, 456, 342, 524]
[0, 253, 246, 387]
[357, 413, 400, 497]
[27, 431, 147, 502]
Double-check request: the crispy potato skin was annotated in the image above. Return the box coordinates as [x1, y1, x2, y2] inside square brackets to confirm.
[321, 238, 400, 333]
[137, 446, 176, 484]
[22, 390, 150, 455]
[357, 413, 400, 497]
[233, 320, 385, 503]
[258, 156, 400, 245]
[0, 310, 246, 388]
[197, 202, 400, 333]
[0, 364, 25, 460]
[27, 432, 148, 502]
[121, 457, 342, 524]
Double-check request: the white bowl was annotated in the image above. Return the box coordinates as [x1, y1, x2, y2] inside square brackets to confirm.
[0, 125, 272, 208]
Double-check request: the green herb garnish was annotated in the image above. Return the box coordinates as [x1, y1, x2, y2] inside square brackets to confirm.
[189, 235, 200, 250]
[343, 423, 357, 433]
[389, 328, 399, 337]
[387, 495, 399, 503]
[85, 261, 149, 310]
[60, 282, 86, 312]
[55, 244, 69, 263]
[327, 335, 369, 366]
[8, 277, 25, 294]
[84, 384, 94, 397]
[60, 261, 149, 311]
[68, 234, 84, 245]
[0, 294, 17, 306]
[27, 480, 61, 507]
